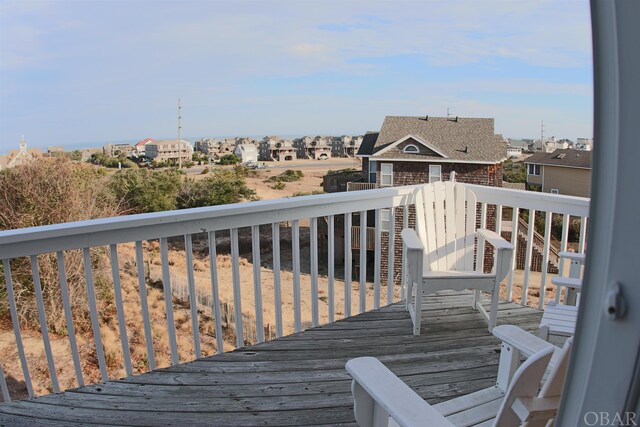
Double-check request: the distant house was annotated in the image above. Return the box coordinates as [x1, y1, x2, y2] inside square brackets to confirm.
[145, 139, 193, 162]
[531, 137, 570, 153]
[575, 137, 593, 151]
[234, 143, 258, 164]
[525, 148, 592, 197]
[0, 141, 42, 170]
[103, 143, 135, 157]
[262, 138, 296, 161]
[356, 115, 507, 188]
[135, 138, 154, 156]
[506, 146, 523, 158]
[344, 135, 363, 158]
[307, 136, 331, 160]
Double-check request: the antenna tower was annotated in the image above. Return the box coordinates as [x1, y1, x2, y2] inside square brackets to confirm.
[178, 98, 182, 169]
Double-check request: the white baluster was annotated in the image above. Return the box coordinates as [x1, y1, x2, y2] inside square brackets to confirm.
[135, 242, 156, 369]
[184, 235, 201, 358]
[207, 231, 225, 354]
[251, 225, 264, 343]
[159, 238, 179, 365]
[82, 248, 109, 381]
[109, 245, 133, 377]
[56, 252, 84, 385]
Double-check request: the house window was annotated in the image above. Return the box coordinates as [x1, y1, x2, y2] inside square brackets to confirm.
[369, 160, 377, 183]
[551, 189, 560, 194]
[403, 144, 419, 153]
[381, 208, 391, 232]
[380, 163, 393, 186]
[528, 164, 541, 175]
[429, 165, 442, 183]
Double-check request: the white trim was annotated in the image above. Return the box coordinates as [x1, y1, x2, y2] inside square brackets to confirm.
[403, 144, 420, 154]
[373, 134, 449, 158]
[380, 163, 393, 187]
[428, 165, 442, 183]
[368, 157, 504, 165]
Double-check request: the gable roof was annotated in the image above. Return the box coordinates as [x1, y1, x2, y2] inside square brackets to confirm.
[373, 134, 449, 158]
[356, 132, 379, 156]
[357, 116, 506, 163]
[525, 149, 592, 169]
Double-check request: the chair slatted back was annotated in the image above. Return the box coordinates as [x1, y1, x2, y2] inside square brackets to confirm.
[415, 181, 477, 272]
[493, 346, 555, 427]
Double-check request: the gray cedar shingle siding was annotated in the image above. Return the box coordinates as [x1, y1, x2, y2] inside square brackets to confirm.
[359, 116, 506, 163]
[525, 149, 592, 169]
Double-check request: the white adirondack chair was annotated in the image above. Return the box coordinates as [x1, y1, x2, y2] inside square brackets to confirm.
[539, 252, 585, 343]
[402, 181, 514, 334]
[346, 325, 573, 427]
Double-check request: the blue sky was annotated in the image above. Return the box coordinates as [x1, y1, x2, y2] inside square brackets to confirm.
[0, 0, 593, 151]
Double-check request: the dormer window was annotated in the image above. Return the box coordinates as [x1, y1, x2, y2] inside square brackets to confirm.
[403, 144, 419, 153]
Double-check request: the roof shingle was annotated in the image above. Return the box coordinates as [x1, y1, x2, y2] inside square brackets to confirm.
[525, 149, 592, 169]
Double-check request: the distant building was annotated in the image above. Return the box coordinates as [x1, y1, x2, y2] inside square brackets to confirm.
[234, 143, 258, 163]
[104, 143, 135, 157]
[145, 139, 193, 162]
[525, 148, 592, 197]
[506, 146, 523, 158]
[135, 138, 154, 156]
[344, 135, 363, 157]
[508, 138, 534, 153]
[575, 137, 593, 151]
[531, 137, 570, 153]
[0, 141, 42, 170]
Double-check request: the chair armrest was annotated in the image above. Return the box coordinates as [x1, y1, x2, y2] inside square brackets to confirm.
[401, 229, 425, 252]
[550, 277, 583, 291]
[511, 396, 561, 422]
[493, 325, 554, 358]
[346, 357, 454, 427]
[558, 251, 586, 263]
[477, 228, 514, 251]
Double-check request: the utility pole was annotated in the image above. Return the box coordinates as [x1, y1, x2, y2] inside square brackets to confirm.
[178, 98, 182, 169]
[541, 120, 545, 142]
[447, 107, 451, 118]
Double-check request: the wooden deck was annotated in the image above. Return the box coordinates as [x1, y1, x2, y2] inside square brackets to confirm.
[0, 291, 542, 426]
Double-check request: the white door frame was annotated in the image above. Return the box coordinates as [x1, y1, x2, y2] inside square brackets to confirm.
[558, 1, 640, 424]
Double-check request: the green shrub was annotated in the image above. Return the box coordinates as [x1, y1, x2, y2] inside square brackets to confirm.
[217, 154, 241, 165]
[110, 168, 183, 213]
[266, 169, 304, 183]
[271, 181, 286, 190]
[503, 160, 526, 183]
[177, 169, 259, 208]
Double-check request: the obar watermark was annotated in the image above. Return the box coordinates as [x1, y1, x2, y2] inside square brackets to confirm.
[584, 411, 638, 426]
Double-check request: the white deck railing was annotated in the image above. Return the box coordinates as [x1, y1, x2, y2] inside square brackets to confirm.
[0, 183, 589, 401]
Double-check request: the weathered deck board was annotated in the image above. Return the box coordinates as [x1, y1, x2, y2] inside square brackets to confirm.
[0, 291, 542, 426]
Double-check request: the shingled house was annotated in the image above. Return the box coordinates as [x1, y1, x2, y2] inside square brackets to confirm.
[357, 115, 507, 187]
[525, 148, 592, 197]
[355, 115, 508, 283]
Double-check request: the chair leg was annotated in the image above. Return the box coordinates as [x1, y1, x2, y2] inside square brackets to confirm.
[473, 289, 481, 310]
[413, 286, 422, 336]
[487, 286, 499, 332]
